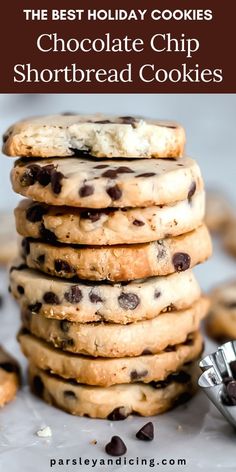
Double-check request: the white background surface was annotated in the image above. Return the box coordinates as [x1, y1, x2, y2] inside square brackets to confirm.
[0, 94, 236, 471]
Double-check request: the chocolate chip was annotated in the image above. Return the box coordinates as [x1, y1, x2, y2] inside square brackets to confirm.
[60, 338, 74, 348]
[20, 164, 40, 187]
[224, 301, 236, 309]
[226, 380, 236, 400]
[136, 422, 154, 441]
[89, 291, 103, 303]
[37, 254, 45, 264]
[0, 362, 18, 373]
[130, 369, 148, 381]
[102, 169, 118, 179]
[188, 182, 196, 201]
[33, 375, 44, 397]
[154, 290, 161, 299]
[164, 345, 176, 352]
[26, 204, 48, 222]
[17, 285, 25, 295]
[54, 259, 73, 274]
[70, 147, 92, 156]
[118, 293, 140, 310]
[94, 120, 111, 124]
[107, 407, 128, 421]
[106, 185, 122, 201]
[105, 436, 127, 456]
[116, 166, 134, 174]
[40, 223, 57, 243]
[94, 164, 109, 169]
[133, 219, 145, 226]
[135, 173, 156, 178]
[28, 302, 42, 313]
[79, 185, 94, 197]
[37, 164, 55, 186]
[21, 238, 30, 256]
[119, 116, 136, 126]
[80, 210, 101, 222]
[51, 170, 64, 194]
[43, 292, 59, 305]
[64, 286, 82, 304]
[141, 349, 152, 355]
[64, 390, 77, 399]
[172, 253, 191, 272]
[60, 320, 70, 333]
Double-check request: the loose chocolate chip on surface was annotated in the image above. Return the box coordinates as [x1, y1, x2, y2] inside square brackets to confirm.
[79, 185, 94, 197]
[54, 259, 73, 273]
[64, 390, 77, 399]
[51, 170, 64, 194]
[188, 182, 197, 201]
[17, 285, 25, 295]
[136, 422, 154, 441]
[64, 286, 82, 304]
[28, 302, 42, 313]
[135, 173, 156, 178]
[172, 253, 191, 272]
[107, 407, 128, 421]
[118, 292, 140, 310]
[22, 238, 30, 256]
[60, 320, 70, 333]
[226, 380, 236, 400]
[130, 369, 148, 381]
[106, 185, 122, 200]
[37, 165, 55, 186]
[133, 219, 145, 226]
[26, 204, 47, 222]
[89, 291, 103, 303]
[33, 375, 44, 397]
[40, 224, 57, 243]
[105, 436, 127, 456]
[43, 292, 59, 305]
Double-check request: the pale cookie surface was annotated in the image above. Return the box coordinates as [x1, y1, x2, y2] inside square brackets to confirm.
[3, 113, 185, 159]
[28, 362, 198, 419]
[20, 225, 212, 281]
[205, 190, 234, 233]
[206, 280, 236, 341]
[223, 219, 236, 258]
[10, 263, 201, 324]
[11, 156, 203, 209]
[15, 191, 205, 245]
[19, 330, 203, 387]
[0, 346, 21, 407]
[0, 212, 18, 266]
[21, 297, 209, 357]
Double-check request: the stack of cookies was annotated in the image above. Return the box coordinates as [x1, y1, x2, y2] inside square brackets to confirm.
[3, 114, 212, 419]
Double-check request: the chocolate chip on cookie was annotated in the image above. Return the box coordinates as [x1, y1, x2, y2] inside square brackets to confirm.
[172, 253, 191, 272]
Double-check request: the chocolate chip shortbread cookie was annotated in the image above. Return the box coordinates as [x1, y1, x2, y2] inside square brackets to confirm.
[11, 156, 203, 209]
[0, 347, 21, 407]
[21, 297, 209, 357]
[28, 361, 198, 419]
[20, 225, 212, 281]
[15, 191, 205, 245]
[205, 190, 234, 233]
[19, 330, 203, 387]
[223, 219, 236, 258]
[206, 280, 236, 342]
[10, 263, 201, 323]
[3, 114, 185, 159]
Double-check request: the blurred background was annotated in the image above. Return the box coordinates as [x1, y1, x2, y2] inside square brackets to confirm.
[0, 93, 235, 210]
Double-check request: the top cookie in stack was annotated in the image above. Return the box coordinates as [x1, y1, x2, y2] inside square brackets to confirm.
[4, 113, 211, 419]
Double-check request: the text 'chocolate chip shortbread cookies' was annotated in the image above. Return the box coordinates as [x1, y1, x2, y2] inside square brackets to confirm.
[3, 111, 211, 419]
[3, 114, 185, 159]
[10, 263, 201, 323]
[11, 156, 203, 208]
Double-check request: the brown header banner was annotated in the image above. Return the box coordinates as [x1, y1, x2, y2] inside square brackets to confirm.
[0, 0, 234, 92]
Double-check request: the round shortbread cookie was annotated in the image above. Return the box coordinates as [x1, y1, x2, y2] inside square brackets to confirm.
[205, 190, 234, 233]
[21, 297, 209, 357]
[3, 114, 185, 159]
[206, 280, 236, 342]
[20, 225, 212, 282]
[19, 330, 203, 387]
[11, 157, 203, 209]
[10, 263, 201, 324]
[223, 219, 236, 258]
[0, 346, 21, 407]
[28, 361, 198, 419]
[0, 212, 18, 266]
[15, 191, 205, 245]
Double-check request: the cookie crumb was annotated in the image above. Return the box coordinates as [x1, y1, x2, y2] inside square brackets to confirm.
[177, 424, 183, 431]
[90, 439, 97, 445]
[37, 426, 52, 438]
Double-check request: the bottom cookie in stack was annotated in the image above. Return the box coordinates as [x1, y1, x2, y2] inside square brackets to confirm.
[20, 330, 203, 419]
